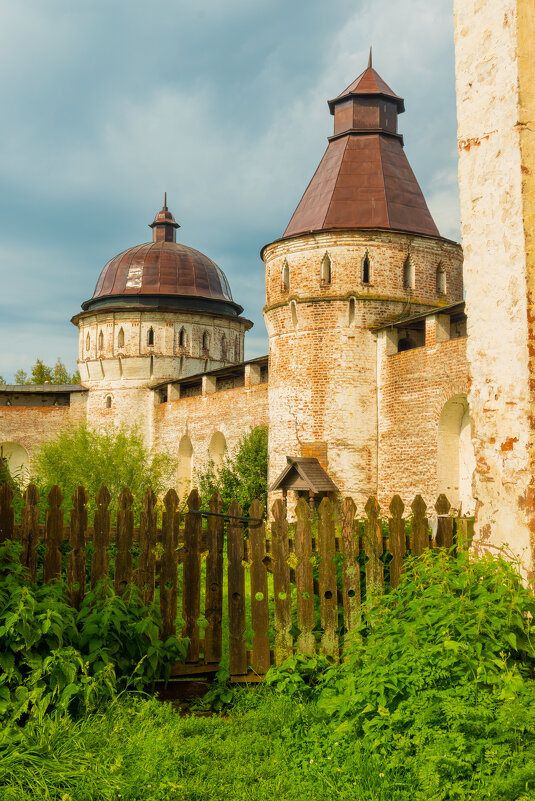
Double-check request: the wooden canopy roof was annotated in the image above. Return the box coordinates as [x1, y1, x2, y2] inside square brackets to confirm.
[269, 457, 339, 494]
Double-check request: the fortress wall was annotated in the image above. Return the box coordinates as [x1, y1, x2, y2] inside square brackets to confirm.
[377, 326, 469, 512]
[454, 0, 535, 574]
[0, 393, 87, 474]
[152, 381, 269, 502]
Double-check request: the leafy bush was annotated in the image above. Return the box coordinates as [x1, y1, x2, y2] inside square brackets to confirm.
[195, 425, 268, 514]
[305, 549, 535, 799]
[265, 653, 330, 700]
[0, 541, 187, 723]
[33, 422, 176, 518]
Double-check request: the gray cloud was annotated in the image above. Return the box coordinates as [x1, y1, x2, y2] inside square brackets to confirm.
[0, 0, 459, 381]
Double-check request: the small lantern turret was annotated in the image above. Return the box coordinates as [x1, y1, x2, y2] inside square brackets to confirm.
[149, 193, 180, 242]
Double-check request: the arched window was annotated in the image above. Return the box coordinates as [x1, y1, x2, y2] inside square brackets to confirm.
[105, 395, 112, 409]
[321, 252, 331, 284]
[348, 297, 356, 326]
[117, 328, 124, 348]
[202, 332, 209, 352]
[436, 263, 446, 295]
[437, 394, 475, 514]
[0, 442, 30, 484]
[281, 259, 289, 292]
[178, 328, 186, 348]
[403, 256, 414, 290]
[98, 331, 104, 350]
[221, 334, 227, 360]
[209, 431, 227, 469]
[362, 253, 371, 284]
[147, 327, 154, 346]
[178, 435, 194, 497]
[86, 333, 90, 351]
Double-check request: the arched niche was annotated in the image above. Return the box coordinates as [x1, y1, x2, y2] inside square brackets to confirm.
[178, 435, 193, 497]
[208, 431, 227, 469]
[0, 442, 30, 483]
[437, 394, 475, 513]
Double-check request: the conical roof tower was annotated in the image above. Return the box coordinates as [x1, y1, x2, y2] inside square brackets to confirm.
[283, 54, 439, 239]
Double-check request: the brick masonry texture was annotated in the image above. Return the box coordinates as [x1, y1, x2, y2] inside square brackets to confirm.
[377, 326, 469, 512]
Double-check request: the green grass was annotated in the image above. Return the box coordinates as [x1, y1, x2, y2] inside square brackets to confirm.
[0, 691, 404, 801]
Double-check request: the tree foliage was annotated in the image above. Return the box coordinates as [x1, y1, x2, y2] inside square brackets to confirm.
[13, 358, 80, 385]
[33, 423, 176, 517]
[195, 426, 268, 514]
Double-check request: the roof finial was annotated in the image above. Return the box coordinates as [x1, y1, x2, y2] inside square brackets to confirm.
[163, 191, 167, 210]
[368, 46, 372, 69]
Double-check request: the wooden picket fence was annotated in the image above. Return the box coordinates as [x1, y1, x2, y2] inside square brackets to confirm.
[0, 482, 474, 684]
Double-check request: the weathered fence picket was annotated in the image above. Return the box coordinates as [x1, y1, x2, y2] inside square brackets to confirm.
[68, 486, 87, 609]
[248, 499, 271, 674]
[271, 499, 293, 666]
[92, 486, 111, 588]
[318, 497, 339, 660]
[20, 484, 39, 582]
[160, 489, 179, 640]
[203, 492, 224, 665]
[294, 497, 315, 655]
[389, 494, 405, 589]
[137, 488, 157, 604]
[228, 500, 247, 675]
[182, 490, 202, 663]
[115, 488, 134, 595]
[43, 486, 63, 583]
[0, 480, 475, 686]
[0, 482, 14, 543]
[340, 497, 360, 631]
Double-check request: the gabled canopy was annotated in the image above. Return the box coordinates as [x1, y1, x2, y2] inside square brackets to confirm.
[269, 457, 339, 494]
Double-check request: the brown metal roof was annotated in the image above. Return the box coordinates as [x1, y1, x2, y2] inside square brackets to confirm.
[269, 457, 339, 494]
[90, 241, 234, 303]
[283, 134, 439, 239]
[280, 61, 439, 242]
[328, 65, 404, 113]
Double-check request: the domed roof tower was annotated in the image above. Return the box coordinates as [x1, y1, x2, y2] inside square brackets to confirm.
[83, 196, 241, 317]
[262, 55, 463, 507]
[72, 199, 252, 426]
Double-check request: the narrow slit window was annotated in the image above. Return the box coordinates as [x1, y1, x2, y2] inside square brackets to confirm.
[179, 328, 185, 347]
[362, 253, 371, 284]
[105, 395, 112, 409]
[98, 331, 103, 350]
[290, 301, 298, 327]
[202, 332, 209, 351]
[403, 256, 413, 290]
[348, 297, 356, 325]
[234, 336, 239, 361]
[86, 333, 90, 351]
[436, 263, 446, 295]
[147, 327, 154, 346]
[321, 252, 331, 284]
[221, 334, 227, 359]
[282, 259, 289, 292]
[118, 328, 124, 348]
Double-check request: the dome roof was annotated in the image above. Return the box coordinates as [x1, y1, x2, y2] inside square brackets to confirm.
[81, 201, 242, 316]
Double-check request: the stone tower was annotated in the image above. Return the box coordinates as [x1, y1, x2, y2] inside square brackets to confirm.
[72, 198, 252, 438]
[262, 58, 463, 507]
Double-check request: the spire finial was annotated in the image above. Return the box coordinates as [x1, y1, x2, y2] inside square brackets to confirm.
[163, 191, 167, 209]
[368, 46, 372, 69]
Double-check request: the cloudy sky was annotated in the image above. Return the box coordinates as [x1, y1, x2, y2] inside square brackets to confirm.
[0, 0, 459, 382]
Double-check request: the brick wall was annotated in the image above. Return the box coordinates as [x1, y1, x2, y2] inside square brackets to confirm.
[377, 321, 469, 512]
